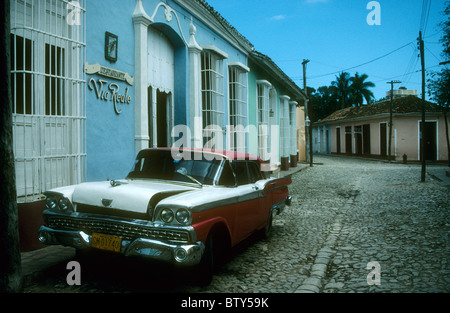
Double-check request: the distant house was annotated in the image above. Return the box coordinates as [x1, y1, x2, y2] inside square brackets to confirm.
[312, 95, 449, 162]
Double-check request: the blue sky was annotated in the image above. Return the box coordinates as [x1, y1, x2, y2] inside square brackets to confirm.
[205, 0, 448, 102]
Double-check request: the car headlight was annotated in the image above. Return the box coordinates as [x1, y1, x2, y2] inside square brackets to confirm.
[160, 208, 174, 223]
[175, 209, 190, 225]
[45, 195, 73, 213]
[45, 197, 58, 211]
[58, 198, 72, 212]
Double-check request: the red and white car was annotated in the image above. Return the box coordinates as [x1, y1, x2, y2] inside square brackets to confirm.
[38, 148, 292, 284]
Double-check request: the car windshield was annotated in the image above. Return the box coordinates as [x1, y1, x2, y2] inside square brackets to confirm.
[127, 149, 222, 186]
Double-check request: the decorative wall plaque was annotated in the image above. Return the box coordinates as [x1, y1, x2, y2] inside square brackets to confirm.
[85, 62, 134, 86]
[105, 32, 118, 62]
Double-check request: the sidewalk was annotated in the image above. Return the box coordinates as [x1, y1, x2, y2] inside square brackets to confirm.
[21, 245, 75, 287]
[272, 162, 310, 178]
[20, 162, 311, 288]
[426, 166, 450, 186]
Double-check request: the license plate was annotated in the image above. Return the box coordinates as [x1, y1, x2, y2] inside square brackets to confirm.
[91, 233, 122, 253]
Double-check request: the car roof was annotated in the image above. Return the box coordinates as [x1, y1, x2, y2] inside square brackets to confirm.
[142, 147, 263, 163]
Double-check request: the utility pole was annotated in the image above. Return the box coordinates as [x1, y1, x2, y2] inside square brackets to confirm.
[386, 80, 401, 163]
[419, 31, 426, 182]
[302, 59, 312, 167]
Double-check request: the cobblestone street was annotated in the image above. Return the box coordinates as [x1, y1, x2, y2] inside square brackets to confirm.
[183, 155, 449, 293]
[23, 155, 449, 293]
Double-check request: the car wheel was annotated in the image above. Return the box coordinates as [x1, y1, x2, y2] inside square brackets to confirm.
[194, 235, 214, 286]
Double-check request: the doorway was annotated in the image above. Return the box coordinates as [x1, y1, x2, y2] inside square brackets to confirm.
[147, 26, 175, 149]
[148, 87, 172, 148]
[420, 121, 437, 161]
[363, 124, 371, 156]
[157, 91, 168, 147]
[380, 122, 387, 158]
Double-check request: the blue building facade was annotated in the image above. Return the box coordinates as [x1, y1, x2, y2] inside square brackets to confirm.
[85, 0, 137, 181]
[85, 0, 257, 181]
[11, 0, 304, 203]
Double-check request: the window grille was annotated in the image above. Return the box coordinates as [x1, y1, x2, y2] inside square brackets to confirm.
[257, 82, 270, 160]
[201, 50, 224, 149]
[11, 0, 86, 202]
[228, 66, 247, 152]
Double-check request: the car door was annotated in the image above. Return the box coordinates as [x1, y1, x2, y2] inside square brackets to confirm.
[247, 161, 268, 227]
[231, 161, 262, 241]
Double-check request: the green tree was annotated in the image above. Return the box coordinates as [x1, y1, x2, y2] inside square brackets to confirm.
[427, 0, 449, 166]
[349, 72, 375, 106]
[317, 85, 339, 112]
[428, 69, 450, 106]
[311, 73, 375, 122]
[331, 72, 352, 109]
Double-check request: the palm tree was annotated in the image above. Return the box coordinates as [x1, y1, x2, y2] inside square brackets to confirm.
[316, 86, 339, 118]
[331, 72, 352, 109]
[349, 72, 375, 106]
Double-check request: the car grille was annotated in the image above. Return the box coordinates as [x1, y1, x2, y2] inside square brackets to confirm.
[76, 204, 152, 221]
[47, 216, 190, 243]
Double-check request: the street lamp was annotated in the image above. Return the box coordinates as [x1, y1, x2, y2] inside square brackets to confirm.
[302, 59, 312, 167]
[305, 117, 310, 127]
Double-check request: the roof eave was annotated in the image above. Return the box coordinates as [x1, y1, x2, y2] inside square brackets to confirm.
[250, 51, 306, 100]
[174, 0, 255, 55]
[315, 111, 444, 126]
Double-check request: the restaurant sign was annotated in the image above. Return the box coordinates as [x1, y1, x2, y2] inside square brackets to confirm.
[85, 62, 133, 114]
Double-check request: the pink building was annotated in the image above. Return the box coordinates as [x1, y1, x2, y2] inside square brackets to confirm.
[312, 95, 449, 163]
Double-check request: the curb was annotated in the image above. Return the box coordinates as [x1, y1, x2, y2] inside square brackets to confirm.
[294, 221, 342, 293]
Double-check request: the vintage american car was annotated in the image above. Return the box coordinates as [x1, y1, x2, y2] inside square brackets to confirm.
[38, 148, 292, 284]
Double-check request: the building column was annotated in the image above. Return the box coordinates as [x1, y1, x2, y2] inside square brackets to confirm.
[289, 101, 298, 167]
[132, 0, 152, 154]
[280, 95, 290, 170]
[188, 18, 203, 149]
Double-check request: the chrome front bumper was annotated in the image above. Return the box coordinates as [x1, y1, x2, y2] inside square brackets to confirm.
[38, 211, 204, 266]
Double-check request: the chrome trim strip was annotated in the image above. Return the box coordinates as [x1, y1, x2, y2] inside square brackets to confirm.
[190, 189, 261, 213]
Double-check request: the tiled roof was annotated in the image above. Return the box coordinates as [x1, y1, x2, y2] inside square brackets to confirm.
[318, 96, 443, 124]
[194, 0, 254, 51]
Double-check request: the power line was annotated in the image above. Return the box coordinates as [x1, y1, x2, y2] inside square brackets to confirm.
[420, 0, 432, 36]
[291, 42, 415, 81]
[426, 46, 442, 62]
[370, 64, 440, 84]
[401, 46, 420, 85]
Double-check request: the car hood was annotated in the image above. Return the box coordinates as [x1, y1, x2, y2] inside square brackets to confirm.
[72, 180, 196, 214]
